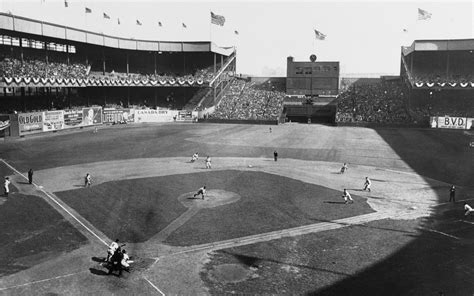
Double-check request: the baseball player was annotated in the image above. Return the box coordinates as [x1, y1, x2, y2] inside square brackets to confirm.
[205, 156, 211, 169]
[363, 177, 371, 192]
[4, 177, 10, 197]
[342, 189, 354, 204]
[194, 186, 206, 200]
[85, 173, 92, 187]
[106, 239, 120, 262]
[465, 203, 474, 216]
[340, 163, 348, 174]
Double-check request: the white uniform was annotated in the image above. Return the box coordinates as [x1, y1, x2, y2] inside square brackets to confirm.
[364, 178, 371, 191]
[4, 179, 10, 195]
[121, 253, 132, 268]
[465, 204, 474, 216]
[206, 157, 211, 169]
[342, 190, 354, 203]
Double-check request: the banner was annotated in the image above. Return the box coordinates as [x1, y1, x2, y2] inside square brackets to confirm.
[64, 110, 84, 128]
[18, 112, 43, 135]
[0, 116, 9, 131]
[43, 110, 64, 131]
[103, 108, 124, 123]
[431, 116, 473, 130]
[134, 109, 177, 123]
[82, 107, 103, 125]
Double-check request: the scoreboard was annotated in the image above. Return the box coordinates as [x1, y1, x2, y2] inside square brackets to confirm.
[286, 56, 339, 96]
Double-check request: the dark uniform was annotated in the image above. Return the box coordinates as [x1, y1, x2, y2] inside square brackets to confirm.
[449, 185, 456, 202]
[274, 151, 278, 161]
[28, 169, 33, 184]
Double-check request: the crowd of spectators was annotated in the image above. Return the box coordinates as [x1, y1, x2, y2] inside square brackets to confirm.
[335, 82, 413, 124]
[0, 56, 88, 80]
[210, 79, 285, 120]
[91, 64, 218, 84]
[411, 72, 474, 85]
[0, 52, 217, 83]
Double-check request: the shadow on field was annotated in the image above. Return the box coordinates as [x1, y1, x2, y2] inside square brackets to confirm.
[222, 250, 351, 276]
[89, 268, 109, 276]
[312, 128, 474, 295]
[91, 257, 105, 263]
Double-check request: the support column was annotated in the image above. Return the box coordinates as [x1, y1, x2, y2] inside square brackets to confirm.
[102, 50, 106, 75]
[154, 52, 157, 76]
[446, 52, 450, 79]
[126, 53, 129, 75]
[214, 53, 217, 74]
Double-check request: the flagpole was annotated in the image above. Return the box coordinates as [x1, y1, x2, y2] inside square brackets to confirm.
[209, 9, 212, 45]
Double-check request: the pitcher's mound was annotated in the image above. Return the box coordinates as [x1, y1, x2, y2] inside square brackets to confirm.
[178, 189, 241, 209]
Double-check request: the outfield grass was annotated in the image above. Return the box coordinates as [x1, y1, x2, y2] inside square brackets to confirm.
[56, 170, 373, 244]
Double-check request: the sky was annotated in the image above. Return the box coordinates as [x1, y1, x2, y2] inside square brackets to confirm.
[1, 0, 473, 77]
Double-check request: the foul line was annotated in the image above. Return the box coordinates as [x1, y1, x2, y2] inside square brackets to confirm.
[421, 227, 460, 240]
[0, 271, 86, 291]
[144, 277, 165, 296]
[0, 159, 108, 246]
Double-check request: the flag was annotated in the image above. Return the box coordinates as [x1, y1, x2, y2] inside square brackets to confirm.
[234, 30, 239, 35]
[136, 19, 142, 25]
[158, 21, 162, 27]
[403, 28, 408, 33]
[117, 18, 121, 25]
[182, 23, 187, 28]
[211, 11, 225, 26]
[64, 0, 68, 8]
[85, 7, 92, 13]
[418, 8, 432, 20]
[103, 13, 110, 19]
[314, 29, 326, 40]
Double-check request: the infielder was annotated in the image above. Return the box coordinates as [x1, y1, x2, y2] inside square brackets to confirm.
[342, 189, 354, 204]
[363, 177, 371, 192]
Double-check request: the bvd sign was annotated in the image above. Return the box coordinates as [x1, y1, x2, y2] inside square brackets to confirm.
[432, 116, 473, 130]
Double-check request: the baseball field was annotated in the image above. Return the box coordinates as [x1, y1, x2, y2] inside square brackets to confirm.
[0, 122, 473, 295]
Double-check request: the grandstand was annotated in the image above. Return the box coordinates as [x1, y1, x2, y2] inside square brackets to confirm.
[0, 12, 236, 115]
[334, 39, 474, 126]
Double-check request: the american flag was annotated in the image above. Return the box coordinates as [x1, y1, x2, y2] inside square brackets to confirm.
[211, 12, 225, 26]
[182, 23, 187, 28]
[103, 13, 110, 19]
[64, 0, 68, 8]
[136, 20, 142, 26]
[418, 8, 432, 20]
[85, 7, 92, 13]
[314, 29, 326, 40]
[158, 21, 162, 27]
[234, 30, 239, 35]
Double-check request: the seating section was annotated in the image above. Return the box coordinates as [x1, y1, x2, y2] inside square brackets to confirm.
[0, 56, 88, 79]
[335, 82, 413, 124]
[210, 79, 285, 120]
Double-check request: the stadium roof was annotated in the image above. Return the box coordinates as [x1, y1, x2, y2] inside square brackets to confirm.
[402, 39, 474, 56]
[0, 12, 234, 56]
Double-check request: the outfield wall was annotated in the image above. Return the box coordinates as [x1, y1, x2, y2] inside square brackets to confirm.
[2, 108, 199, 138]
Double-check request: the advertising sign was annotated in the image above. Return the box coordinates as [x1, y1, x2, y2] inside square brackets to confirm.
[135, 109, 176, 123]
[43, 110, 64, 131]
[64, 110, 84, 128]
[431, 116, 473, 130]
[0, 115, 10, 137]
[18, 112, 43, 135]
[103, 108, 124, 123]
[82, 107, 103, 125]
[0, 115, 9, 131]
